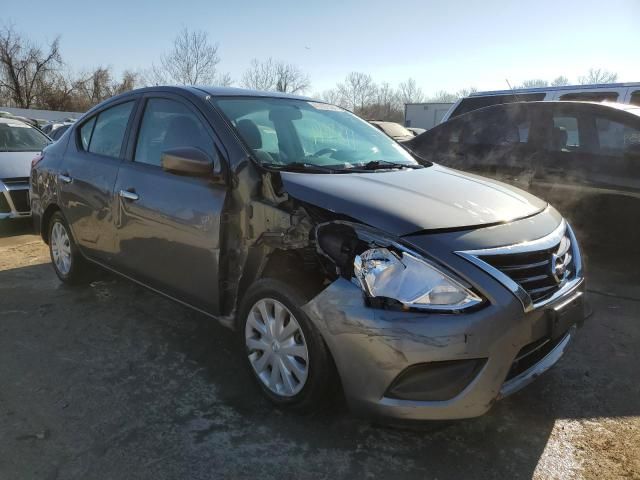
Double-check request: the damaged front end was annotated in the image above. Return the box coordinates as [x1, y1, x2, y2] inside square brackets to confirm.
[220, 163, 486, 328]
[218, 166, 581, 421]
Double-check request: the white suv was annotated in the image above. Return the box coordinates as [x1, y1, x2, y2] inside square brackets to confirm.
[443, 82, 640, 122]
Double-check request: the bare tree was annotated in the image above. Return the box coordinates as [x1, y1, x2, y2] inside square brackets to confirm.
[0, 25, 62, 108]
[113, 70, 139, 95]
[428, 86, 477, 103]
[274, 62, 310, 93]
[551, 75, 570, 87]
[429, 90, 458, 102]
[520, 79, 549, 88]
[241, 58, 276, 91]
[242, 58, 309, 93]
[150, 28, 220, 85]
[337, 72, 376, 112]
[579, 68, 618, 85]
[67, 66, 140, 110]
[76, 67, 113, 104]
[319, 88, 341, 105]
[216, 72, 233, 87]
[456, 86, 477, 98]
[359, 82, 402, 121]
[398, 78, 424, 105]
[36, 69, 76, 111]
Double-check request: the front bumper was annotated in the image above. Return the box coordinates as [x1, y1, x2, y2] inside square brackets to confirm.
[0, 180, 31, 220]
[302, 277, 585, 421]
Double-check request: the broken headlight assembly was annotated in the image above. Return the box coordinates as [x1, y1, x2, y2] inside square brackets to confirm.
[353, 247, 483, 312]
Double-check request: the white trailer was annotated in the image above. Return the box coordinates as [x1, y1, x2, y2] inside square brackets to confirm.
[404, 102, 454, 131]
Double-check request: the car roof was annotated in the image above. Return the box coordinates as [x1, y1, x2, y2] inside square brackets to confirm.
[194, 86, 317, 101]
[0, 116, 32, 126]
[458, 101, 640, 119]
[113, 85, 319, 102]
[471, 82, 640, 97]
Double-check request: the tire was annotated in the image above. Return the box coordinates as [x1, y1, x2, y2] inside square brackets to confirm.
[48, 211, 90, 284]
[238, 278, 338, 413]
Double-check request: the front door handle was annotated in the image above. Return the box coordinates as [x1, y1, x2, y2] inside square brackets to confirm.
[58, 173, 72, 184]
[119, 189, 139, 201]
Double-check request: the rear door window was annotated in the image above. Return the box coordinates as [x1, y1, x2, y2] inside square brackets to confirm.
[79, 117, 96, 150]
[552, 115, 580, 150]
[461, 107, 531, 146]
[630, 91, 640, 106]
[86, 101, 135, 158]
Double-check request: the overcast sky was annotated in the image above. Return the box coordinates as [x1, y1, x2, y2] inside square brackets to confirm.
[4, 0, 640, 95]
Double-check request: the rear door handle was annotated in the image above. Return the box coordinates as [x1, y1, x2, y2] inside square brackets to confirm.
[58, 173, 72, 184]
[119, 189, 139, 201]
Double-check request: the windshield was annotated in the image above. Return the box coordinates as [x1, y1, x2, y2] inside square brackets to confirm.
[0, 121, 49, 152]
[212, 97, 419, 170]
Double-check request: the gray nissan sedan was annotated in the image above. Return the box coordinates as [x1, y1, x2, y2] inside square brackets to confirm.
[30, 86, 586, 420]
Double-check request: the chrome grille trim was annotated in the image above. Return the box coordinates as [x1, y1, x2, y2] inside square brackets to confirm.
[455, 220, 584, 312]
[0, 179, 31, 218]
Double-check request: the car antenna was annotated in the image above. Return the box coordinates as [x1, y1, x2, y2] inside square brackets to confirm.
[506, 79, 523, 102]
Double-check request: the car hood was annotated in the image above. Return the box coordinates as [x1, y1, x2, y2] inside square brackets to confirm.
[0, 151, 37, 179]
[280, 165, 548, 236]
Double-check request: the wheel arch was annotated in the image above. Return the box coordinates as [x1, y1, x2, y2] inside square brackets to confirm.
[41, 203, 62, 244]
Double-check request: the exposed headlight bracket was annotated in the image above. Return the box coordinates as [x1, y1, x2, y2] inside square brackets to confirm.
[315, 221, 484, 313]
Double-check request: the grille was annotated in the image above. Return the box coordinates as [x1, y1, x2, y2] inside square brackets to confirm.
[506, 334, 565, 381]
[2, 177, 30, 186]
[0, 193, 10, 213]
[9, 190, 30, 213]
[479, 231, 574, 304]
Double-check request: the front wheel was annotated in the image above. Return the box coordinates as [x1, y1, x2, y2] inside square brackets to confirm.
[48, 211, 90, 284]
[238, 279, 338, 412]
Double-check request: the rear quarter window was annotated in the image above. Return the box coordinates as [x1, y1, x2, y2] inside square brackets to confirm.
[78, 101, 135, 158]
[79, 117, 96, 150]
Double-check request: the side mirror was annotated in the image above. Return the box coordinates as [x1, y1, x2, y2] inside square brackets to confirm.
[161, 147, 213, 176]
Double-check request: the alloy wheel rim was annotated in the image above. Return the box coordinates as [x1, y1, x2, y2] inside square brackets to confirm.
[245, 298, 309, 397]
[51, 222, 72, 275]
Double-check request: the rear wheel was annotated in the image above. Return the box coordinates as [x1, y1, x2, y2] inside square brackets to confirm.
[48, 211, 89, 284]
[238, 279, 338, 412]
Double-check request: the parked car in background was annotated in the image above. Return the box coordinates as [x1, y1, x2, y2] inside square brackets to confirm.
[42, 121, 75, 136]
[31, 86, 586, 421]
[407, 101, 640, 256]
[369, 120, 415, 142]
[0, 117, 50, 219]
[406, 127, 426, 136]
[41, 123, 58, 135]
[443, 82, 640, 122]
[0, 111, 41, 128]
[49, 123, 72, 141]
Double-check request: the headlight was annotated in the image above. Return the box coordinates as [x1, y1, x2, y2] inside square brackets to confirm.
[353, 247, 482, 311]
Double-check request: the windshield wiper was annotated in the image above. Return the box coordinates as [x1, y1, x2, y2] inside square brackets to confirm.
[261, 162, 344, 173]
[358, 160, 424, 170]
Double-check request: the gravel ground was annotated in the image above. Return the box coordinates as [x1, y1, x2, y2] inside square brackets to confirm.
[0, 219, 638, 480]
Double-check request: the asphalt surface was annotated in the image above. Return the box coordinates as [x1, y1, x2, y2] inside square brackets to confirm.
[0, 218, 638, 479]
